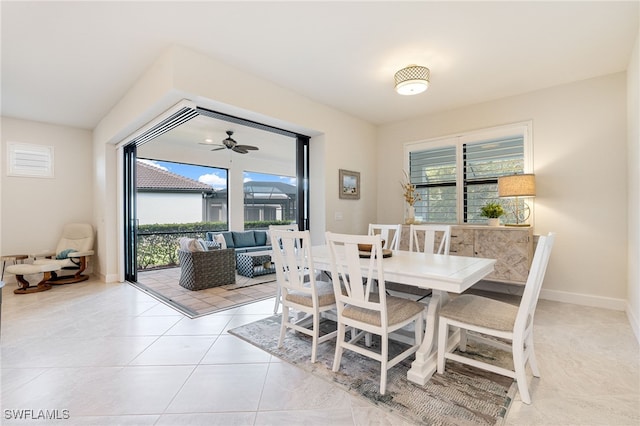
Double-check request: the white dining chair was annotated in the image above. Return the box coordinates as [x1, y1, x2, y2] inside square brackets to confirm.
[409, 224, 451, 254]
[437, 232, 556, 404]
[269, 223, 300, 313]
[325, 231, 424, 395]
[271, 229, 337, 363]
[367, 224, 402, 250]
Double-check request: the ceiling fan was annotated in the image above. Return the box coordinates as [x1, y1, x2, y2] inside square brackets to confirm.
[200, 130, 259, 154]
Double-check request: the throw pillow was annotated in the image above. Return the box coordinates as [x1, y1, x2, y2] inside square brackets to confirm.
[213, 233, 227, 249]
[187, 238, 206, 252]
[203, 240, 220, 250]
[56, 248, 77, 259]
[197, 238, 208, 251]
[232, 231, 256, 248]
[253, 230, 267, 246]
[178, 237, 191, 251]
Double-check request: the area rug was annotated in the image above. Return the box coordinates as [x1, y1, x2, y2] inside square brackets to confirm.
[133, 267, 277, 318]
[229, 315, 517, 426]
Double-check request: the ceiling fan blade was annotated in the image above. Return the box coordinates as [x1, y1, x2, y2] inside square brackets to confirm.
[233, 147, 249, 154]
[236, 144, 259, 151]
[210, 146, 226, 151]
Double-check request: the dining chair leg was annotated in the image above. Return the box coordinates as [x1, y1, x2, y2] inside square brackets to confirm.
[333, 322, 346, 372]
[273, 284, 281, 313]
[526, 332, 541, 377]
[311, 311, 320, 363]
[459, 327, 468, 351]
[380, 336, 389, 395]
[513, 336, 532, 404]
[278, 304, 288, 348]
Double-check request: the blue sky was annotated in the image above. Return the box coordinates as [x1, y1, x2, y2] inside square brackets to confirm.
[139, 159, 295, 190]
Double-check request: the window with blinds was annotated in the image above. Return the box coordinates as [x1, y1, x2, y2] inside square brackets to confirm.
[407, 123, 529, 224]
[464, 137, 524, 223]
[410, 146, 457, 223]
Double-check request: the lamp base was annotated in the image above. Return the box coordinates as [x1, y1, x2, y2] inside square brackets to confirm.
[504, 223, 531, 227]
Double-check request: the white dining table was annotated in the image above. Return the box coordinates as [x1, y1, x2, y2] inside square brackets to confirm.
[311, 245, 496, 385]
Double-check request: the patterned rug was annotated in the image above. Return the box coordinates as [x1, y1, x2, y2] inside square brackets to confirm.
[229, 315, 517, 426]
[134, 267, 277, 318]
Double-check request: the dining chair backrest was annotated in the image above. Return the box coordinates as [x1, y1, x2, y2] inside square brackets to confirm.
[270, 229, 314, 297]
[325, 232, 389, 327]
[515, 232, 556, 333]
[269, 223, 302, 313]
[367, 224, 401, 250]
[409, 224, 451, 254]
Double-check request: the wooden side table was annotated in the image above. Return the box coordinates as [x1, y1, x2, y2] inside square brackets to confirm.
[1, 254, 28, 281]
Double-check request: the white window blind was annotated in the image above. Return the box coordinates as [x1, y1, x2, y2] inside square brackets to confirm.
[410, 146, 457, 223]
[464, 137, 524, 223]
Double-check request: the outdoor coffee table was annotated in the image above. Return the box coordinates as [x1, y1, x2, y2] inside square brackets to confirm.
[236, 251, 276, 278]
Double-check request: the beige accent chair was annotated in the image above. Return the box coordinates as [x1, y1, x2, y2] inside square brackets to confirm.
[271, 229, 336, 363]
[367, 224, 401, 250]
[325, 232, 424, 395]
[437, 232, 556, 404]
[33, 223, 95, 284]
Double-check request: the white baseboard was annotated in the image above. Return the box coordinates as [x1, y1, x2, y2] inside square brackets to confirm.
[539, 288, 626, 311]
[103, 273, 121, 283]
[475, 280, 627, 311]
[626, 303, 640, 345]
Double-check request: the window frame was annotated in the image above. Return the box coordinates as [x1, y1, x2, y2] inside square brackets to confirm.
[404, 121, 533, 224]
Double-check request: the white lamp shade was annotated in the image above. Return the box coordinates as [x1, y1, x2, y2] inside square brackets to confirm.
[498, 174, 536, 197]
[395, 65, 430, 95]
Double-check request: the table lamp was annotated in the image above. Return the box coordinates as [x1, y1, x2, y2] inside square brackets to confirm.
[498, 174, 536, 226]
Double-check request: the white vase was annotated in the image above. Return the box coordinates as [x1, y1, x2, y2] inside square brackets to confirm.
[487, 218, 500, 227]
[405, 205, 415, 224]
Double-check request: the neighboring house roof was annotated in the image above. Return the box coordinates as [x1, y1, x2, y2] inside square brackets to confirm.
[137, 161, 213, 192]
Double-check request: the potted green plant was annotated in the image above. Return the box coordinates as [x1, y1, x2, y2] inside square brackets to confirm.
[479, 202, 505, 226]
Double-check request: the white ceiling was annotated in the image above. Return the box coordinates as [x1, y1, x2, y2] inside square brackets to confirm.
[1, 1, 638, 130]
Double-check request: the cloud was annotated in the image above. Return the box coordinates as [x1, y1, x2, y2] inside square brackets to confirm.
[138, 159, 168, 171]
[199, 173, 226, 190]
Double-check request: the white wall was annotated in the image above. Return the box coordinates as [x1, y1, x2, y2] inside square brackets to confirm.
[377, 73, 628, 310]
[627, 30, 640, 341]
[137, 192, 203, 225]
[93, 46, 377, 282]
[1, 117, 93, 258]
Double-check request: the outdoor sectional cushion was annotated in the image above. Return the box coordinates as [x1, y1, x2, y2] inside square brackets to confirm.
[233, 231, 256, 248]
[206, 230, 270, 253]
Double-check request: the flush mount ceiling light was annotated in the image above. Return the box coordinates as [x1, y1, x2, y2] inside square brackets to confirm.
[394, 65, 430, 95]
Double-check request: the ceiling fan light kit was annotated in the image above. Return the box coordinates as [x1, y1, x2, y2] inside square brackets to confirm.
[394, 65, 430, 95]
[204, 130, 259, 154]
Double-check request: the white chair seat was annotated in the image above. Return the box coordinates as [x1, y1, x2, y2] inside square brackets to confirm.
[440, 294, 518, 332]
[285, 280, 336, 307]
[343, 294, 424, 327]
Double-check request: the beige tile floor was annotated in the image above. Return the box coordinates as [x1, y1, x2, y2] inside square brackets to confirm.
[1, 277, 638, 425]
